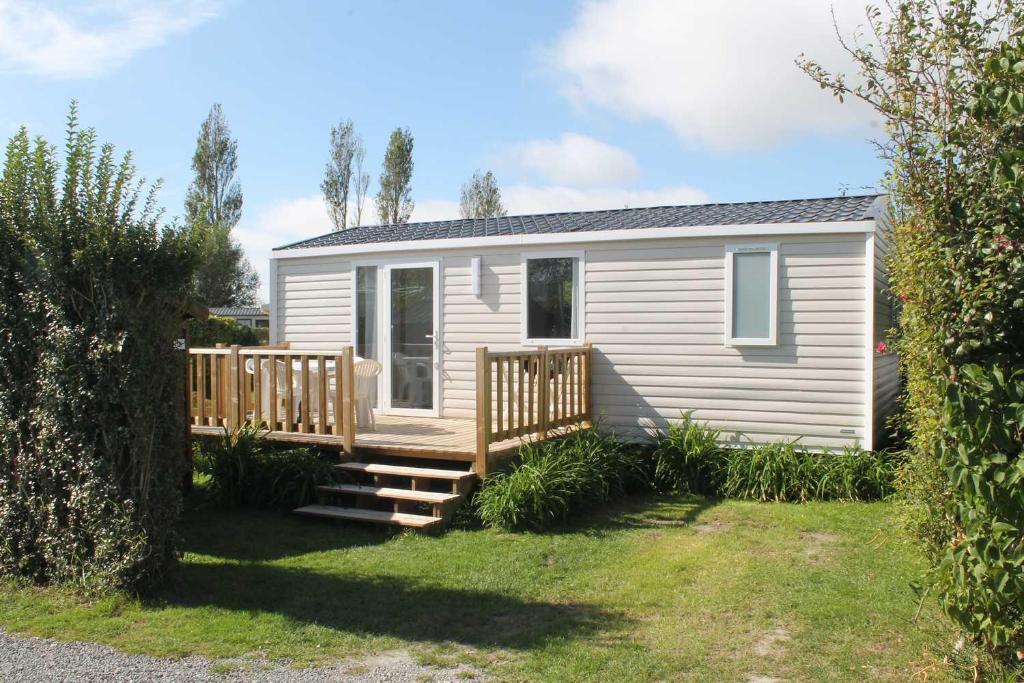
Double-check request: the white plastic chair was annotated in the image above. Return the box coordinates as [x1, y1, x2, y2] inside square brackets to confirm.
[245, 358, 290, 424]
[354, 358, 382, 430]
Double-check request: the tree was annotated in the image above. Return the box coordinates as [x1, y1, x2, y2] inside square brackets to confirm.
[352, 140, 370, 227]
[376, 127, 414, 225]
[184, 104, 259, 306]
[190, 223, 259, 306]
[802, 1, 1024, 669]
[0, 103, 198, 590]
[185, 103, 242, 229]
[321, 119, 356, 231]
[459, 169, 507, 219]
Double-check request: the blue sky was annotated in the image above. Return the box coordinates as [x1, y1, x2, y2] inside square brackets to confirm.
[1, 1, 885, 300]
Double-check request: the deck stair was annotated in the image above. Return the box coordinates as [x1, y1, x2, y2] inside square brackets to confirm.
[293, 457, 477, 531]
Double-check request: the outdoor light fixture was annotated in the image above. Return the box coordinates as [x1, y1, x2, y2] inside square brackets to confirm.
[471, 256, 482, 297]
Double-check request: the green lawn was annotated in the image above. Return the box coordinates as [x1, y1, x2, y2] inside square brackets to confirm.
[0, 492, 952, 681]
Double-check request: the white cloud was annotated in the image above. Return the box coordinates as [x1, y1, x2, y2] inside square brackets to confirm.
[502, 183, 708, 214]
[550, 0, 878, 150]
[511, 132, 639, 187]
[0, 0, 223, 79]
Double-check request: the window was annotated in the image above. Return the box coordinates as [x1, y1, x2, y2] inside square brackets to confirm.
[354, 265, 378, 360]
[522, 253, 583, 344]
[725, 244, 778, 346]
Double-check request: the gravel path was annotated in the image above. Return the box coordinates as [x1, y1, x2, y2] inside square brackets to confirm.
[0, 629, 482, 682]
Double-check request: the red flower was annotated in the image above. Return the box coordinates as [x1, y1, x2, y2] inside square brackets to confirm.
[898, 292, 910, 303]
[993, 235, 1015, 252]
[875, 341, 888, 354]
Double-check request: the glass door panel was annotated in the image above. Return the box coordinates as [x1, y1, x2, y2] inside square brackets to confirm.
[389, 266, 434, 411]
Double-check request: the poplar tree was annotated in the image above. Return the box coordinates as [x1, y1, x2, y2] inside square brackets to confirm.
[459, 169, 507, 219]
[184, 104, 259, 306]
[375, 127, 414, 225]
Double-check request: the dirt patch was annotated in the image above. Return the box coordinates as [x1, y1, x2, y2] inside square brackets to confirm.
[691, 520, 732, 534]
[800, 531, 839, 564]
[753, 627, 791, 658]
[746, 676, 783, 683]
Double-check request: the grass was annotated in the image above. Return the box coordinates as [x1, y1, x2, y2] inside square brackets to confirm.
[0, 488, 953, 681]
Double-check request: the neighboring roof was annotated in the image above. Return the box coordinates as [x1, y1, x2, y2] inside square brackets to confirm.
[276, 194, 883, 251]
[209, 306, 268, 318]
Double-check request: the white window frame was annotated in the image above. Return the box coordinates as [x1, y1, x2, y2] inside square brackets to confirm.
[724, 243, 778, 347]
[520, 250, 585, 346]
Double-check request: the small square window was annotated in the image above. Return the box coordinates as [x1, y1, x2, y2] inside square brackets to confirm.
[725, 245, 778, 346]
[522, 254, 583, 344]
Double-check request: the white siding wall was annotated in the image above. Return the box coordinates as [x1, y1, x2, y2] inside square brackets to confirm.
[275, 256, 351, 349]
[872, 227, 900, 447]
[274, 232, 873, 449]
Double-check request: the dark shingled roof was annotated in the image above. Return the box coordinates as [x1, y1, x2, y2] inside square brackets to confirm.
[276, 194, 883, 251]
[209, 306, 268, 318]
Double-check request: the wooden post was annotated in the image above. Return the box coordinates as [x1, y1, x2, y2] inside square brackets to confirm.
[317, 355, 327, 435]
[284, 353, 293, 432]
[475, 347, 491, 477]
[268, 355, 278, 431]
[300, 355, 311, 433]
[227, 345, 241, 432]
[341, 346, 355, 454]
[537, 345, 548, 440]
[584, 342, 593, 425]
[252, 353, 262, 426]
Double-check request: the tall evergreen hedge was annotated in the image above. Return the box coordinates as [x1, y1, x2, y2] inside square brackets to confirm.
[803, 2, 1024, 666]
[0, 105, 198, 591]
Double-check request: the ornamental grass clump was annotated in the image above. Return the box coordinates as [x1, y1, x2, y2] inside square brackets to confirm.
[194, 423, 335, 511]
[721, 442, 901, 503]
[651, 413, 726, 495]
[475, 427, 646, 531]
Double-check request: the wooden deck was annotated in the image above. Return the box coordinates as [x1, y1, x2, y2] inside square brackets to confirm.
[193, 414, 570, 463]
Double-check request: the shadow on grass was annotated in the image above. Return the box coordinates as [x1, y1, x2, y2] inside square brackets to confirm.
[168, 560, 625, 650]
[536, 493, 721, 537]
[179, 503, 397, 562]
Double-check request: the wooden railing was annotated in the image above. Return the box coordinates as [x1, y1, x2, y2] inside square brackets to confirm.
[475, 344, 592, 473]
[189, 344, 355, 452]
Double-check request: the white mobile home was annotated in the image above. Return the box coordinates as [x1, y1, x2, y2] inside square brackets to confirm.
[263, 195, 897, 458]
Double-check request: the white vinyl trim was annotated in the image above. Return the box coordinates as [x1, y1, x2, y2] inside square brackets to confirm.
[268, 257, 279, 345]
[273, 220, 876, 259]
[863, 231, 875, 451]
[520, 250, 586, 346]
[724, 243, 778, 347]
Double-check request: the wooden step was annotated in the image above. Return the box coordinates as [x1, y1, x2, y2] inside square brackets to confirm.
[336, 461, 476, 482]
[317, 484, 459, 505]
[293, 505, 442, 529]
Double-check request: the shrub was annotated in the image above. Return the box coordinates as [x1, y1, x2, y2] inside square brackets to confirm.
[651, 414, 899, 502]
[187, 314, 260, 347]
[802, 4, 1024, 666]
[475, 427, 646, 531]
[651, 413, 726, 495]
[195, 423, 335, 510]
[722, 442, 901, 503]
[929, 365, 1024, 657]
[0, 105, 198, 592]
[721, 441, 818, 502]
